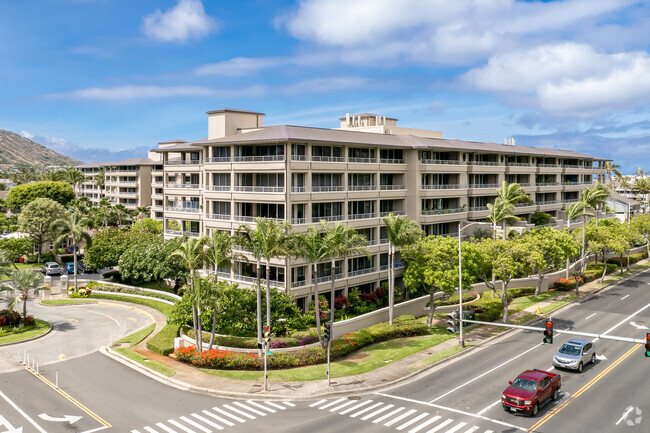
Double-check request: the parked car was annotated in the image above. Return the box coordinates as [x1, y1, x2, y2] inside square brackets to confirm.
[65, 262, 87, 275]
[42, 262, 62, 276]
[502, 369, 561, 417]
[552, 339, 596, 372]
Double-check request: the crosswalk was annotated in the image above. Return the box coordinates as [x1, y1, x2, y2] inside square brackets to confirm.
[131, 400, 295, 433]
[309, 398, 493, 433]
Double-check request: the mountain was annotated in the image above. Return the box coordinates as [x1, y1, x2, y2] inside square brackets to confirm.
[0, 130, 81, 167]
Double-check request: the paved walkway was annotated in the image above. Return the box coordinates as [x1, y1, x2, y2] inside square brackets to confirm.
[92, 261, 648, 400]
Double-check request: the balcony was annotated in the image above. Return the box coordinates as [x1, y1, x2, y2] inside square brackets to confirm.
[349, 185, 377, 191]
[421, 208, 465, 216]
[233, 155, 285, 162]
[469, 183, 500, 188]
[207, 185, 231, 192]
[291, 280, 307, 287]
[468, 161, 501, 166]
[420, 159, 461, 165]
[205, 214, 231, 221]
[380, 210, 404, 217]
[291, 218, 307, 225]
[234, 215, 285, 223]
[468, 206, 489, 212]
[507, 162, 532, 167]
[167, 183, 201, 189]
[312, 215, 344, 223]
[312, 186, 345, 192]
[165, 160, 201, 166]
[349, 267, 377, 277]
[380, 184, 405, 190]
[380, 158, 405, 164]
[165, 230, 200, 237]
[233, 186, 285, 193]
[421, 184, 467, 190]
[205, 157, 231, 163]
[348, 157, 377, 163]
[231, 274, 284, 288]
[315, 273, 345, 284]
[291, 155, 307, 161]
[312, 156, 345, 162]
[348, 212, 376, 220]
[291, 186, 306, 193]
[165, 206, 200, 213]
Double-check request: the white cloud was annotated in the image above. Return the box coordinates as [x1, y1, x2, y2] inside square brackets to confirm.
[47, 85, 216, 100]
[462, 42, 650, 116]
[281, 77, 368, 95]
[143, 0, 217, 43]
[281, 0, 636, 65]
[193, 57, 281, 76]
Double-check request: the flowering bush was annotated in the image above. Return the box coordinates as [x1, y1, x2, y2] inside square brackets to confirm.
[553, 277, 583, 291]
[0, 309, 21, 327]
[22, 315, 35, 326]
[334, 294, 350, 310]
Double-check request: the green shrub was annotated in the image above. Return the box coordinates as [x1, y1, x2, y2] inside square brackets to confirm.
[40, 252, 55, 263]
[466, 293, 502, 321]
[86, 281, 178, 303]
[508, 287, 536, 298]
[531, 211, 551, 226]
[24, 254, 38, 264]
[147, 324, 179, 356]
[88, 293, 174, 316]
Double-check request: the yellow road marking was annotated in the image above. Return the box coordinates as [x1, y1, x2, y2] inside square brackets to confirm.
[25, 368, 111, 427]
[96, 301, 157, 324]
[128, 318, 137, 322]
[88, 310, 120, 327]
[529, 344, 641, 431]
[67, 318, 78, 322]
[58, 353, 66, 360]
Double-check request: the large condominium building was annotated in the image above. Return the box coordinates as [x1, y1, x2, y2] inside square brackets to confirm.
[148, 108, 608, 310]
[78, 157, 161, 211]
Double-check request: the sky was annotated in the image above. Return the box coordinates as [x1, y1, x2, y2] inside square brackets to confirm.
[1, 0, 650, 173]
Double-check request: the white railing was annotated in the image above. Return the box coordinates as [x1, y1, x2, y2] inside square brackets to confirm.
[291, 155, 307, 161]
[234, 186, 284, 193]
[165, 206, 200, 213]
[312, 215, 344, 223]
[563, 164, 581, 169]
[469, 183, 500, 188]
[208, 185, 231, 191]
[291, 186, 306, 193]
[514, 202, 535, 207]
[421, 184, 467, 190]
[366, 239, 377, 246]
[421, 208, 465, 216]
[349, 185, 376, 191]
[348, 157, 377, 163]
[291, 280, 307, 287]
[380, 158, 405, 164]
[380, 210, 404, 217]
[562, 181, 580, 185]
[349, 267, 377, 277]
[348, 213, 376, 220]
[205, 157, 231, 163]
[537, 200, 560, 205]
[537, 164, 559, 168]
[507, 162, 532, 167]
[380, 184, 406, 190]
[563, 199, 581, 203]
[205, 213, 231, 220]
[315, 273, 345, 284]
[165, 160, 201, 165]
[231, 274, 284, 288]
[234, 215, 285, 222]
[537, 182, 559, 186]
[468, 206, 489, 212]
[312, 185, 344, 192]
[165, 230, 200, 237]
[469, 161, 501, 166]
[380, 238, 389, 244]
[166, 184, 200, 189]
[233, 155, 285, 162]
[420, 159, 461, 165]
[312, 156, 345, 162]
[291, 218, 307, 225]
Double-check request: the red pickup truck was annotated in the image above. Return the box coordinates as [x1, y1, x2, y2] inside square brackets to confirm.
[501, 369, 561, 417]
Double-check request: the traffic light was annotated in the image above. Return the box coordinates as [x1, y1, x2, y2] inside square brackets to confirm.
[543, 320, 553, 344]
[324, 322, 332, 342]
[263, 325, 271, 344]
[446, 312, 459, 334]
[645, 333, 650, 358]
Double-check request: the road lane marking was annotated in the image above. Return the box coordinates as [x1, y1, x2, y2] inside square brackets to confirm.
[282, 401, 296, 407]
[318, 397, 346, 409]
[621, 295, 630, 300]
[339, 400, 373, 415]
[584, 313, 597, 320]
[477, 400, 501, 415]
[361, 404, 394, 420]
[444, 421, 467, 433]
[376, 393, 527, 432]
[153, 423, 173, 432]
[309, 399, 327, 407]
[429, 342, 544, 403]
[191, 413, 224, 430]
[463, 427, 480, 433]
[528, 343, 640, 432]
[263, 401, 287, 410]
[233, 401, 266, 416]
[201, 410, 234, 427]
[350, 402, 383, 418]
[211, 407, 245, 423]
[427, 419, 454, 432]
[245, 400, 276, 413]
[395, 412, 429, 430]
[25, 368, 111, 427]
[167, 418, 195, 432]
[373, 407, 405, 423]
[408, 415, 440, 432]
[328, 399, 357, 412]
[384, 409, 417, 426]
[179, 416, 212, 432]
[222, 404, 255, 419]
[88, 310, 121, 327]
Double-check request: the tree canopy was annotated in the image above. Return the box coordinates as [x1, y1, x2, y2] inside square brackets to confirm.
[84, 228, 160, 270]
[17, 198, 65, 261]
[6, 181, 75, 210]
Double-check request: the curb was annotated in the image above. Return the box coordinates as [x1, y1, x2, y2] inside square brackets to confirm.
[0, 322, 53, 347]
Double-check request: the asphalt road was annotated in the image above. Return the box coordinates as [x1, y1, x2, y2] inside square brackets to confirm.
[1, 268, 649, 433]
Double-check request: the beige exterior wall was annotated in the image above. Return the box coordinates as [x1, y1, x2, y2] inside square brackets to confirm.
[207, 110, 264, 140]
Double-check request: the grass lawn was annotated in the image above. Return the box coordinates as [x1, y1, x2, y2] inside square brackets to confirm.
[408, 345, 469, 373]
[41, 299, 96, 305]
[117, 324, 155, 347]
[114, 347, 176, 377]
[509, 291, 559, 312]
[0, 319, 50, 344]
[202, 332, 455, 382]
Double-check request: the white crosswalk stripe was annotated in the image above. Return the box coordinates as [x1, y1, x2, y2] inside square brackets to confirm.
[339, 399, 373, 414]
[350, 402, 384, 418]
[154, 423, 174, 433]
[309, 399, 327, 407]
[264, 401, 288, 410]
[246, 400, 276, 413]
[180, 415, 212, 432]
[396, 412, 429, 430]
[360, 404, 394, 421]
[408, 415, 441, 433]
[463, 427, 480, 433]
[445, 422, 467, 433]
[328, 399, 358, 412]
[168, 419, 196, 433]
[211, 406, 246, 423]
[372, 406, 405, 424]
[282, 401, 296, 407]
[319, 398, 348, 410]
[233, 401, 266, 416]
[425, 418, 453, 432]
[384, 409, 417, 426]
[223, 404, 256, 419]
[143, 427, 158, 433]
[191, 413, 225, 430]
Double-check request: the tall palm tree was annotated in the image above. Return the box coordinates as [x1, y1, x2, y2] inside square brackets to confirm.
[97, 198, 112, 227]
[238, 218, 292, 348]
[382, 214, 422, 325]
[326, 223, 369, 324]
[487, 198, 517, 240]
[170, 237, 205, 351]
[202, 230, 245, 348]
[94, 168, 105, 195]
[603, 162, 622, 186]
[564, 201, 593, 278]
[496, 181, 532, 239]
[633, 177, 650, 212]
[51, 210, 92, 293]
[112, 204, 129, 226]
[0, 269, 46, 318]
[581, 182, 609, 224]
[293, 221, 340, 343]
[635, 167, 645, 178]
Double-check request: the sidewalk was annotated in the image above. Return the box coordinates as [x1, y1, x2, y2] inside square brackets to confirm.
[100, 261, 649, 401]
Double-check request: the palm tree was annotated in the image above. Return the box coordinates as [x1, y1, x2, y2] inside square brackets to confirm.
[112, 204, 129, 226]
[633, 177, 650, 212]
[170, 237, 205, 351]
[135, 206, 150, 221]
[293, 221, 340, 343]
[0, 269, 46, 318]
[581, 182, 609, 224]
[94, 168, 105, 196]
[616, 174, 632, 197]
[326, 223, 369, 324]
[635, 167, 645, 178]
[487, 198, 517, 240]
[564, 201, 593, 279]
[603, 162, 622, 186]
[382, 214, 421, 325]
[496, 181, 532, 239]
[202, 230, 245, 349]
[238, 218, 292, 348]
[51, 210, 92, 293]
[97, 198, 112, 227]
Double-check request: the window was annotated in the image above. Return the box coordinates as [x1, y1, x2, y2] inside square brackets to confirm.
[312, 145, 343, 160]
[291, 144, 306, 160]
[211, 201, 230, 216]
[380, 149, 403, 162]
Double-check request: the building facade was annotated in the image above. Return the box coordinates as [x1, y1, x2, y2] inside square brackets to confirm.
[146, 109, 608, 310]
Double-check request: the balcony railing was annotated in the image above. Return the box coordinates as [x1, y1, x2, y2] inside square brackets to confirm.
[537, 200, 560, 205]
[514, 202, 535, 207]
[468, 206, 489, 212]
[420, 159, 461, 165]
[205, 213, 231, 221]
[507, 162, 532, 167]
[315, 273, 345, 284]
[348, 157, 377, 163]
[349, 267, 377, 277]
[469, 161, 501, 166]
[349, 185, 376, 191]
[380, 158, 405, 164]
[421, 208, 465, 216]
[421, 184, 467, 190]
[537, 164, 559, 168]
[366, 239, 377, 246]
[234, 215, 285, 223]
[165, 160, 201, 165]
[469, 183, 500, 188]
[291, 155, 307, 161]
[312, 215, 344, 223]
[380, 238, 389, 244]
[233, 155, 285, 162]
[312, 185, 344, 192]
[208, 185, 231, 191]
[562, 181, 580, 185]
[291, 280, 307, 287]
[380, 210, 404, 217]
[348, 212, 376, 220]
[205, 157, 231, 163]
[234, 186, 285, 193]
[563, 199, 581, 203]
[165, 206, 200, 213]
[166, 184, 201, 189]
[380, 184, 405, 190]
[231, 274, 284, 288]
[291, 186, 306, 193]
[312, 156, 345, 162]
[537, 182, 559, 186]
[563, 164, 581, 169]
[165, 230, 200, 237]
[291, 218, 307, 225]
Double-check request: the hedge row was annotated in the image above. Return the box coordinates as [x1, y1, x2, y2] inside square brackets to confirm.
[146, 324, 180, 356]
[88, 293, 174, 316]
[87, 282, 179, 303]
[174, 315, 428, 370]
[184, 327, 320, 350]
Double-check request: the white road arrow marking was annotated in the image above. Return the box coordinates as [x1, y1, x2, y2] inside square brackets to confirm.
[595, 354, 608, 361]
[629, 322, 648, 330]
[616, 406, 634, 426]
[0, 415, 23, 433]
[38, 414, 82, 424]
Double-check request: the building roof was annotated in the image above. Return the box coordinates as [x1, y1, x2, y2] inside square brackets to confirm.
[338, 113, 398, 121]
[607, 191, 642, 208]
[158, 124, 606, 161]
[206, 108, 265, 116]
[76, 157, 157, 168]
